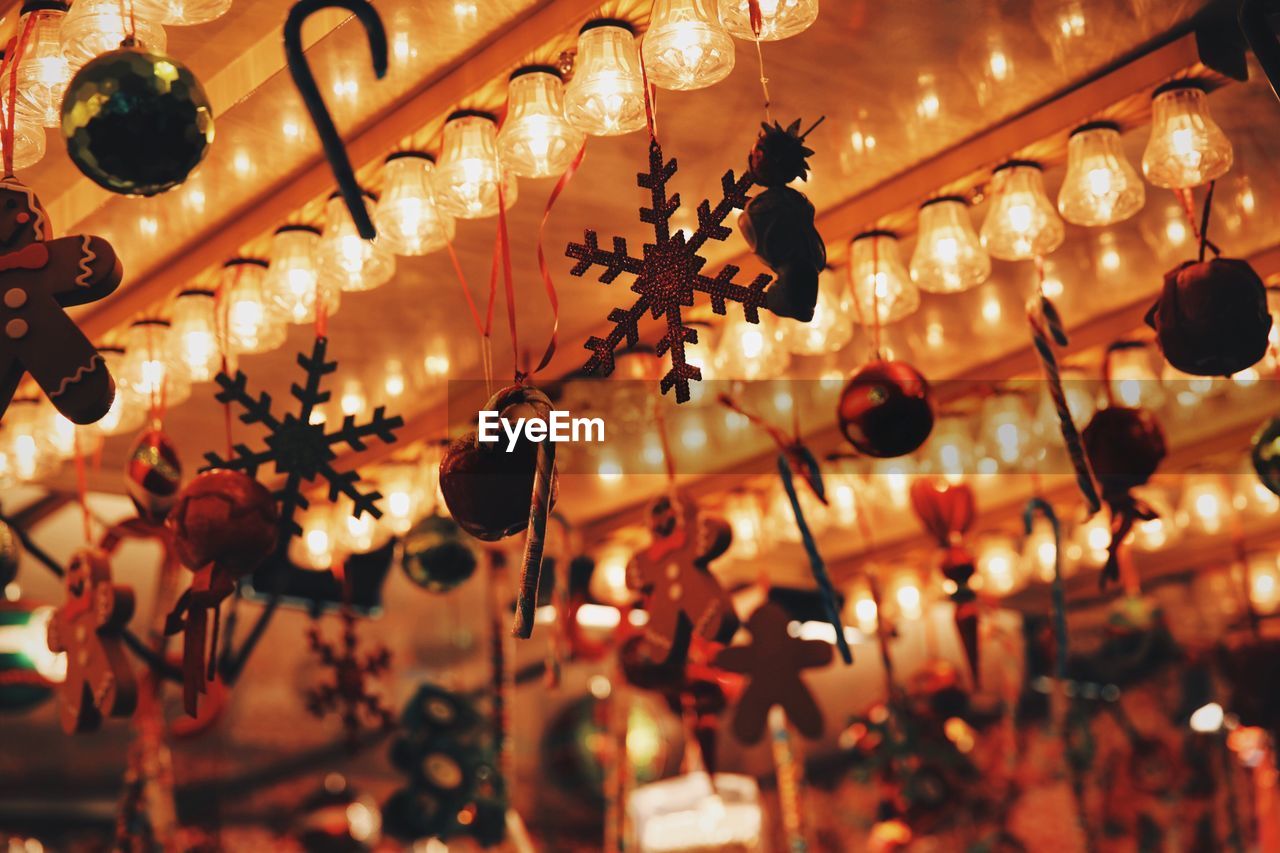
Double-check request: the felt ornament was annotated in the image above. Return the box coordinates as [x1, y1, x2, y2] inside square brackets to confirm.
[837, 359, 934, 458]
[304, 607, 395, 746]
[626, 493, 738, 663]
[165, 469, 278, 716]
[714, 601, 832, 744]
[1147, 257, 1272, 376]
[739, 117, 828, 321]
[124, 427, 182, 524]
[567, 139, 769, 403]
[909, 477, 980, 682]
[0, 179, 123, 425]
[46, 549, 138, 733]
[438, 383, 558, 639]
[61, 47, 214, 196]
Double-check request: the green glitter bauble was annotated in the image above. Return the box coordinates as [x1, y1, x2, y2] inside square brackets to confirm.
[1253, 416, 1280, 498]
[401, 515, 478, 593]
[61, 46, 214, 196]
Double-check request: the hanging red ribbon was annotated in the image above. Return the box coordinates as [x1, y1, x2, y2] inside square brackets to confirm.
[2, 13, 38, 178]
[529, 143, 585, 375]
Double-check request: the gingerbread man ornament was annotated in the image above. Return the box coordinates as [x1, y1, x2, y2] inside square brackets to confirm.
[47, 550, 138, 733]
[627, 493, 739, 662]
[0, 179, 123, 424]
[714, 601, 831, 744]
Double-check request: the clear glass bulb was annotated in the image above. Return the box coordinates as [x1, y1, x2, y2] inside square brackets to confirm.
[373, 153, 455, 254]
[376, 459, 427, 537]
[1141, 84, 1232, 190]
[642, 0, 735, 91]
[776, 267, 853, 355]
[976, 533, 1028, 596]
[432, 112, 518, 219]
[6, 4, 71, 128]
[496, 68, 584, 178]
[1058, 122, 1144, 226]
[979, 393, 1035, 470]
[563, 21, 647, 137]
[221, 259, 286, 354]
[980, 161, 1064, 261]
[43, 397, 83, 461]
[264, 225, 338, 325]
[133, 0, 232, 26]
[718, 0, 819, 41]
[316, 193, 396, 293]
[92, 346, 145, 436]
[849, 230, 919, 325]
[910, 196, 990, 293]
[1107, 342, 1163, 409]
[169, 288, 221, 382]
[712, 311, 789, 380]
[60, 0, 167, 71]
[924, 415, 974, 482]
[0, 102, 45, 170]
[120, 319, 191, 410]
[1, 398, 58, 481]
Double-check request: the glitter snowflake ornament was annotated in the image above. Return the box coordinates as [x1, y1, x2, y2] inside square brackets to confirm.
[567, 140, 770, 403]
[203, 336, 403, 539]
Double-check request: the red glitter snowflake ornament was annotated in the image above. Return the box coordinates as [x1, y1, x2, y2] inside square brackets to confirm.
[567, 140, 770, 403]
[304, 609, 395, 746]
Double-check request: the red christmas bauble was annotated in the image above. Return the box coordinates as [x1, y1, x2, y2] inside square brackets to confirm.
[124, 427, 182, 523]
[837, 360, 934, 457]
[1082, 406, 1167, 495]
[166, 469, 278, 573]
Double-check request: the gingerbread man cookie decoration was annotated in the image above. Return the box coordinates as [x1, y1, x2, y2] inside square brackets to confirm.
[47, 549, 138, 733]
[714, 601, 831, 744]
[0, 179, 124, 424]
[627, 493, 739, 662]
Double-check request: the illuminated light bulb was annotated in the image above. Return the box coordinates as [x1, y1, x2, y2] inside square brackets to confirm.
[1188, 701, 1224, 733]
[316, 192, 396, 293]
[980, 161, 1064, 261]
[422, 346, 450, 378]
[977, 533, 1026, 596]
[383, 359, 407, 399]
[338, 496, 390, 555]
[2, 398, 58, 481]
[776, 268, 854, 355]
[373, 152, 455, 255]
[221, 258, 287, 355]
[43, 399, 81, 460]
[497, 66, 584, 177]
[870, 457, 914, 508]
[290, 505, 337, 570]
[1141, 82, 1232, 190]
[845, 579, 878, 634]
[169, 288, 220, 383]
[1179, 475, 1230, 536]
[826, 473, 859, 526]
[592, 540, 635, 603]
[718, 0, 818, 41]
[889, 573, 923, 621]
[914, 71, 941, 122]
[265, 225, 337, 326]
[339, 379, 368, 418]
[91, 346, 144, 436]
[1247, 554, 1280, 614]
[121, 319, 191, 410]
[642, 0, 735, 91]
[925, 416, 974, 483]
[134, 0, 231, 25]
[432, 111, 518, 219]
[1162, 362, 1218, 407]
[980, 393, 1034, 470]
[376, 461, 424, 536]
[1107, 342, 1163, 409]
[4, 2, 71, 128]
[722, 490, 765, 560]
[849, 230, 919, 325]
[0, 102, 45, 170]
[1023, 516, 1064, 583]
[60, 0, 167, 71]
[711, 311, 789, 380]
[596, 454, 624, 483]
[1058, 122, 1145, 226]
[910, 196, 989, 294]
[1077, 513, 1112, 567]
[563, 20, 647, 137]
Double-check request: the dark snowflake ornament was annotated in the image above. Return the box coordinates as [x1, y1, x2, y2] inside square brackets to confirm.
[567, 139, 770, 403]
[203, 335, 403, 539]
[305, 608, 395, 746]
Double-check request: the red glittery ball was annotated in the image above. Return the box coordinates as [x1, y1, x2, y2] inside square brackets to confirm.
[1082, 406, 1167, 495]
[166, 469, 278, 573]
[125, 427, 182, 524]
[837, 360, 934, 458]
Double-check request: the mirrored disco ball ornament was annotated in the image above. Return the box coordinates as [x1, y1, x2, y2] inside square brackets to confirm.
[61, 47, 214, 196]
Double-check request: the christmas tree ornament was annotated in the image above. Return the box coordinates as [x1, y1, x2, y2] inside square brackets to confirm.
[849, 230, 919, 325]
[0, 518, 20, 588]
[46, 549, 138, 733]
[220, 259, 287, 354]
[304, 608, 395, 746]
[1057, 122, 1145, 227]
[909, 477, 980, 682]
[1252, 417, 1280, 498]
[1141, 83, 1232, 190]
[401, 513, 478, 593]
[59, 0, 167, 72]
[124, 427, 182, 524]
[264, 225, 334, 326]
[1147, 257, 1272, 376]
[0, 179, 123, 424]
[980, 161, 1064, 261]
[910, 196, 990, 294]
[719, 0, 819, 41]
[61, 46, 213, 196]
[165, 469, 278, 715]
[168, 288, 221, 382]
[316, 190, 396, 293]
[432, 111, 518, 219]
[496, 67, 583, 178]
[714, 601, 831, 744]
[5, 1, 72, 128]
[837, 359, 934, 458]
[739, 117, 827, 321]
[373, 153, 455, 255]
[285, 0, 386, 239]
[563, 20, 646, 136]
[568, 140, 769, 402]
[626, 493, 738, 662]
[642, 0, 735, 91]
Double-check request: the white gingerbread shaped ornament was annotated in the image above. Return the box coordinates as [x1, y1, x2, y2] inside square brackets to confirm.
[0, 179, 124, 425]
[47, 550, 138, 733]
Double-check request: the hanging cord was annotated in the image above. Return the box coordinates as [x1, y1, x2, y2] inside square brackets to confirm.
[527, 141, 583, 377]
[1173, 184, 1221, 260]
[73, 433, 94, 545]
[745, 0, 773, 122]
[118, 0, 138, 46]
[639, 46, 659, 143]
[440, 229, 495, 395]
[213, 273, 237, 459]
[1198, 180, 1217, 264]
[1, 11, 38, 178]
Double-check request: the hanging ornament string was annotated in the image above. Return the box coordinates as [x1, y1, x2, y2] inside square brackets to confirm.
[440, 228, 496, 394]
[527, 142, 586, 376]
[640, 50, 659, 143]
[1026, 256, 1102, 515]
[213, 273, 238, 459]
[1, 12, 38, 178]
[1173, 184, 1220, 260]
[745, 0, 773, 122]
[117, 0, 139, 47]
[143, 322, 168, 427]
[73, 433, 94, 544]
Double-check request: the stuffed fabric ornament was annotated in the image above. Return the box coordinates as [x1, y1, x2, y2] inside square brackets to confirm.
[1146, 258, 1272, 376]
[739, 118, 827, 321]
